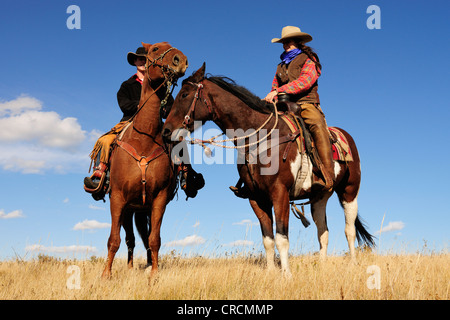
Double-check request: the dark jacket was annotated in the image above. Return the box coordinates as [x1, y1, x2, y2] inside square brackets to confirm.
[117, 74, 142, 121]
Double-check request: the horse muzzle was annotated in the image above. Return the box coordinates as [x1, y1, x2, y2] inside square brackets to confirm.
[162, 127, 173, 144]
[172, 54, 188, 77]
[162, 126, 187, 144]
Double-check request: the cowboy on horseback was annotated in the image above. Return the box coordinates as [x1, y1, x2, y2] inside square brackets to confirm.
[84, 46, 203, 199]
[230, 25, 334, 197]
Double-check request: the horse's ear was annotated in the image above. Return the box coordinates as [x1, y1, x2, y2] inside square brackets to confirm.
[141, 42, 152, 52]
[193, 62, 206, 82]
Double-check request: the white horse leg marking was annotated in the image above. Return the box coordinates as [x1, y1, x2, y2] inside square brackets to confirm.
[311, 194, 331, 259]
[342, 199, 358, 258]
[275, 233, 291, 277]
[263, 236, 276, 270]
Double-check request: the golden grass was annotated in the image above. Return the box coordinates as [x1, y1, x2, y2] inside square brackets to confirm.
[0, 251, 448, 300]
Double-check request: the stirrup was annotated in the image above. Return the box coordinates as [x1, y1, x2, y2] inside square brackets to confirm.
[84, 172, 107, 194]
[311, 173, 333, 192]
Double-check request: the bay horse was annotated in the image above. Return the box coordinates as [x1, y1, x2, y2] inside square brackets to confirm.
[101, 42, 188, 279]
[162, 64, 374, 276]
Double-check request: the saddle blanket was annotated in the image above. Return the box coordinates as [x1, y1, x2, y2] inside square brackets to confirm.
[329, 127, 353, 162]
[280, 114, 353, 162]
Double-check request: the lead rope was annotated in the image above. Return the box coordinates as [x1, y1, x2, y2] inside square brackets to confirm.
[187, 102, 279, 152]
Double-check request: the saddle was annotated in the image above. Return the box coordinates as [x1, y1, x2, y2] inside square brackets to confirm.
[277, 101, 353, 163]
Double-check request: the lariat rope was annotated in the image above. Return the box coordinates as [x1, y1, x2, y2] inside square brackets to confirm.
[186, 102, 279, 151]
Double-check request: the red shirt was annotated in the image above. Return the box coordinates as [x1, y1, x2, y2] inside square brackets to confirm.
[271, 58, 320, 94]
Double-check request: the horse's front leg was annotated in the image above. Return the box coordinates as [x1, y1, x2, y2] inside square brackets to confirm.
[271, 185, 292, 277]
[102, 193, 125, 279]
[249, 198, 274, 271]
[147, 191, 169, 280]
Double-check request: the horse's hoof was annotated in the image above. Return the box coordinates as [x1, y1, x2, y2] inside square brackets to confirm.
[101, 270, 112, 280]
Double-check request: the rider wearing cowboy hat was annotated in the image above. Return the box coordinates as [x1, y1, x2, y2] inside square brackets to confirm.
[230, 26, 334, 197]
[84, 47, 203, 199]
[267, 25, 334, 191]
[83, 47, 149, 194]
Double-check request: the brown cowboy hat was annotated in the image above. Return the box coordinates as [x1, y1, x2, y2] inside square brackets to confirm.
[271, 26, 313, 44]
[127, 47, 147, 66]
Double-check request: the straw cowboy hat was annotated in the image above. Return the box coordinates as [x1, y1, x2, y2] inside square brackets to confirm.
[127, 47, 148, 66]
[271, 26, 313, 44]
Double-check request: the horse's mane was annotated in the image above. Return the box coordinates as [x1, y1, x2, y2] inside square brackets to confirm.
[182, 74, 273, 114]
[207, 76, 274, 114]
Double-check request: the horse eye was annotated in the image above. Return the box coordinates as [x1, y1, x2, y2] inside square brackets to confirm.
[152, 47, 159, 52]
[181, 93, 188, 98]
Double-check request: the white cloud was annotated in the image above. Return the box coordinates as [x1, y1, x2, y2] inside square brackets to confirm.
[25, 244, 97, 253]
[0, 95, 86, 150]
[0, 95, 97, 174]
[88, 204, 106, 211]
[0, 94, 41, 116]
[232, 219, 258, 226]
[164, 235, 206, 247]
[73, 219, 111, 230]
[224, 240, 254, 247]
[377, 221, 405, 234]
[0, 209, 24, 219]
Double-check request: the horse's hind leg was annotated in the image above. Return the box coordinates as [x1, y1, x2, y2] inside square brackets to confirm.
[102, 194, 125, 279]
[336, 161, 361, 259]
[311, 191, 332, 259]
[123, 209, 135, 269]
[337, 191, 359, 258]
[249, 198, 274, 271]
[134, 209, 151, 267]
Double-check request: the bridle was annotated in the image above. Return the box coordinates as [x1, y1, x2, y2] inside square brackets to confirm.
[179, 78, 279, 151]
[145, 47, 178, 84]
[182, 79, 214, 128]
[134, 47, 181, 118]
[182, 80, 212, 128]
[116, 46, 183, 205]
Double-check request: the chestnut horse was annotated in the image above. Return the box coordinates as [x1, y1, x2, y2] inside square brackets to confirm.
[162, 64, 374, 276]
[101, 42, 188, 279]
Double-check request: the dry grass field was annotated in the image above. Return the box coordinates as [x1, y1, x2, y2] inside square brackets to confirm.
[1, 250, 448, 300]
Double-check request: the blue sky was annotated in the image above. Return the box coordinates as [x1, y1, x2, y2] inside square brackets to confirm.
[0, 0, 449, 260]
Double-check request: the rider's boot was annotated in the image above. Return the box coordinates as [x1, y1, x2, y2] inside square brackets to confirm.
[309, 124, 335, 192]
[229, 178, 250, 199]
[84, 162, 108, 191]
[179, 163, 205, 199]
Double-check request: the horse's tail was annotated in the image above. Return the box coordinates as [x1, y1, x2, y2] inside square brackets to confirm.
[355, 215, 376, 248]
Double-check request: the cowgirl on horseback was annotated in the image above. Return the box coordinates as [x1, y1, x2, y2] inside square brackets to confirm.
[231, 25, 334, 197]
[266, 25, 334, 191]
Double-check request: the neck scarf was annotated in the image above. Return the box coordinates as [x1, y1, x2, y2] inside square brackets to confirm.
[280, 48, 302, 65]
